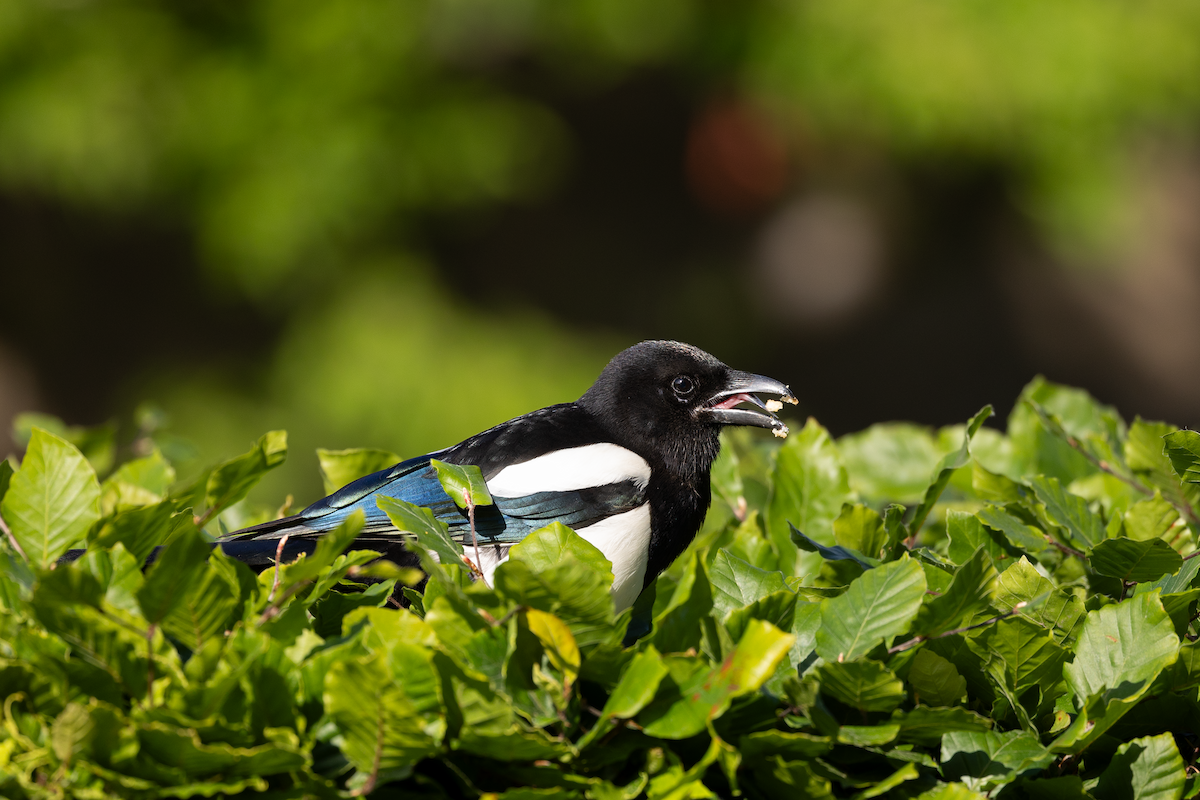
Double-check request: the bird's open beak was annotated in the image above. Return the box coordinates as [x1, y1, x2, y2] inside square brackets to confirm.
[697, 371, 798, 438]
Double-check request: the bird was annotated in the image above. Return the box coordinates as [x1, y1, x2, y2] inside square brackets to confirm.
[218, 340, 796, 611]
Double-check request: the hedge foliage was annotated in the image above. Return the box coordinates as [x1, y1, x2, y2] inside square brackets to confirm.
[1, 376, 1199, 798]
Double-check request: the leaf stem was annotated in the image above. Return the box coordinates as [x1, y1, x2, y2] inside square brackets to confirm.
[464, 489, 488, 588]
[0, 511, 27, 563]
[887, 602, 1027, 654]
[269, 534, 289, 604]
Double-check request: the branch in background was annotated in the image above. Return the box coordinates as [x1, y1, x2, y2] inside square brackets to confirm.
[1025, 400, 1200, 526]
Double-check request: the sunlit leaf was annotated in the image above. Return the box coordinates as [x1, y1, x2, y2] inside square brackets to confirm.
[816, 554, 925, 662]
[317, 447, 401, 494]
[2, 428, 102, 569]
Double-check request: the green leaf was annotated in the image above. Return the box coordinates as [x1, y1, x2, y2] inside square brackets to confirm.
[709, 550, 789, 620]
[101, 450, 175, 513]
[969, 617, 1068, 730]
[317, 446, 401, 493]
[1009, 378, 1120, 482]
[324, 651, 445, 785]
[947, 510, 1011, 566]
[136, 524, 212, 624]
[738, 730, 832, 762]
[1093, 733, 1186, 800]
[640, 619, 793, 739]
[838, 423, 943, 504]
[648, 552, 713, 654]
[1089, 537, 1182, 583]
[2, 428, 102, 569]
[892, 706, 993, 748]
[508, 521, 611, 582]
[834, 723, 897, 747]
[833, 503, 888, 560]
[976, 505, 1053, 556]
[913, 785, 988, 800]
[430, 459, 494, 508]
[726, 589, 797, 643]
[578, 646, 669, 749]
[816, 554, 926, 662]
[817, 659, 904, 713]
[89, 500, 177, 565]
[160, 548, 245, 651]
[1164, 430, 1200, 484]
[500, 568, 615, 651]
[1030, 475, 1107, 551]
[907, 649, 967, 707]
[941, 730, 1054, 793]
[790, 522, 877, 569]
[907, 406, 992, 537]
[992, 557, 1084, 643]
[915, 546, 998, 637]
[1056, 592, 1179, 752]
[1065, 592, 1179, 698]
[767, 419, 851, 574]
[137, 721, 306, 778]
[276, 509, 366, 585]
[203, 430, 287, 519]
[377, 494, 463, 566]
[1127, 418, 1200, 516]
[1123, 492, 1181, 542]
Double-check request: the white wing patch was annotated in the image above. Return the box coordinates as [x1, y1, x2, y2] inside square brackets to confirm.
[486, 443, 651, 498]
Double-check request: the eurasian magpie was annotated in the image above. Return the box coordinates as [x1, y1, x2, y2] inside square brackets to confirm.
[219, 340, 796, 611]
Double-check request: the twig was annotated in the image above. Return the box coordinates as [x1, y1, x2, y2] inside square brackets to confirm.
[1045, 535, 1087, 560]
[145, 624, 157, 708]
[888, 602, 1027, 654]
[259, 579, 311, 624]
[0, 511, 27, 563]
[464, 489, 488, 588]
[268, 534, 289, 604]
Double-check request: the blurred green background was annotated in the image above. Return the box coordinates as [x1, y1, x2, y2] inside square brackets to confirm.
[4, 0, 1200, 508]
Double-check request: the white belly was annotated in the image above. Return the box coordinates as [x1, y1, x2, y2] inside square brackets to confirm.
[466, 502, 653, 613]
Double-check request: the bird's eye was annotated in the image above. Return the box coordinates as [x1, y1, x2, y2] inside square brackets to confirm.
[671, 375, 696, 398]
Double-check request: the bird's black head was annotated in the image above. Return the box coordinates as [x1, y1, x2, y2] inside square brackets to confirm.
[578, 340, 796, 480]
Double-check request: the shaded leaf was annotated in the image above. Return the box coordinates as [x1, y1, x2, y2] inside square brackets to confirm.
[818, 659, 904, 713]
[915, 546, 998, 637]
[136, 524, 212, 624]
[1089, 537, 1182, 583]
[907, 649, 966, 707]
[941, 730, 1053, 793]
